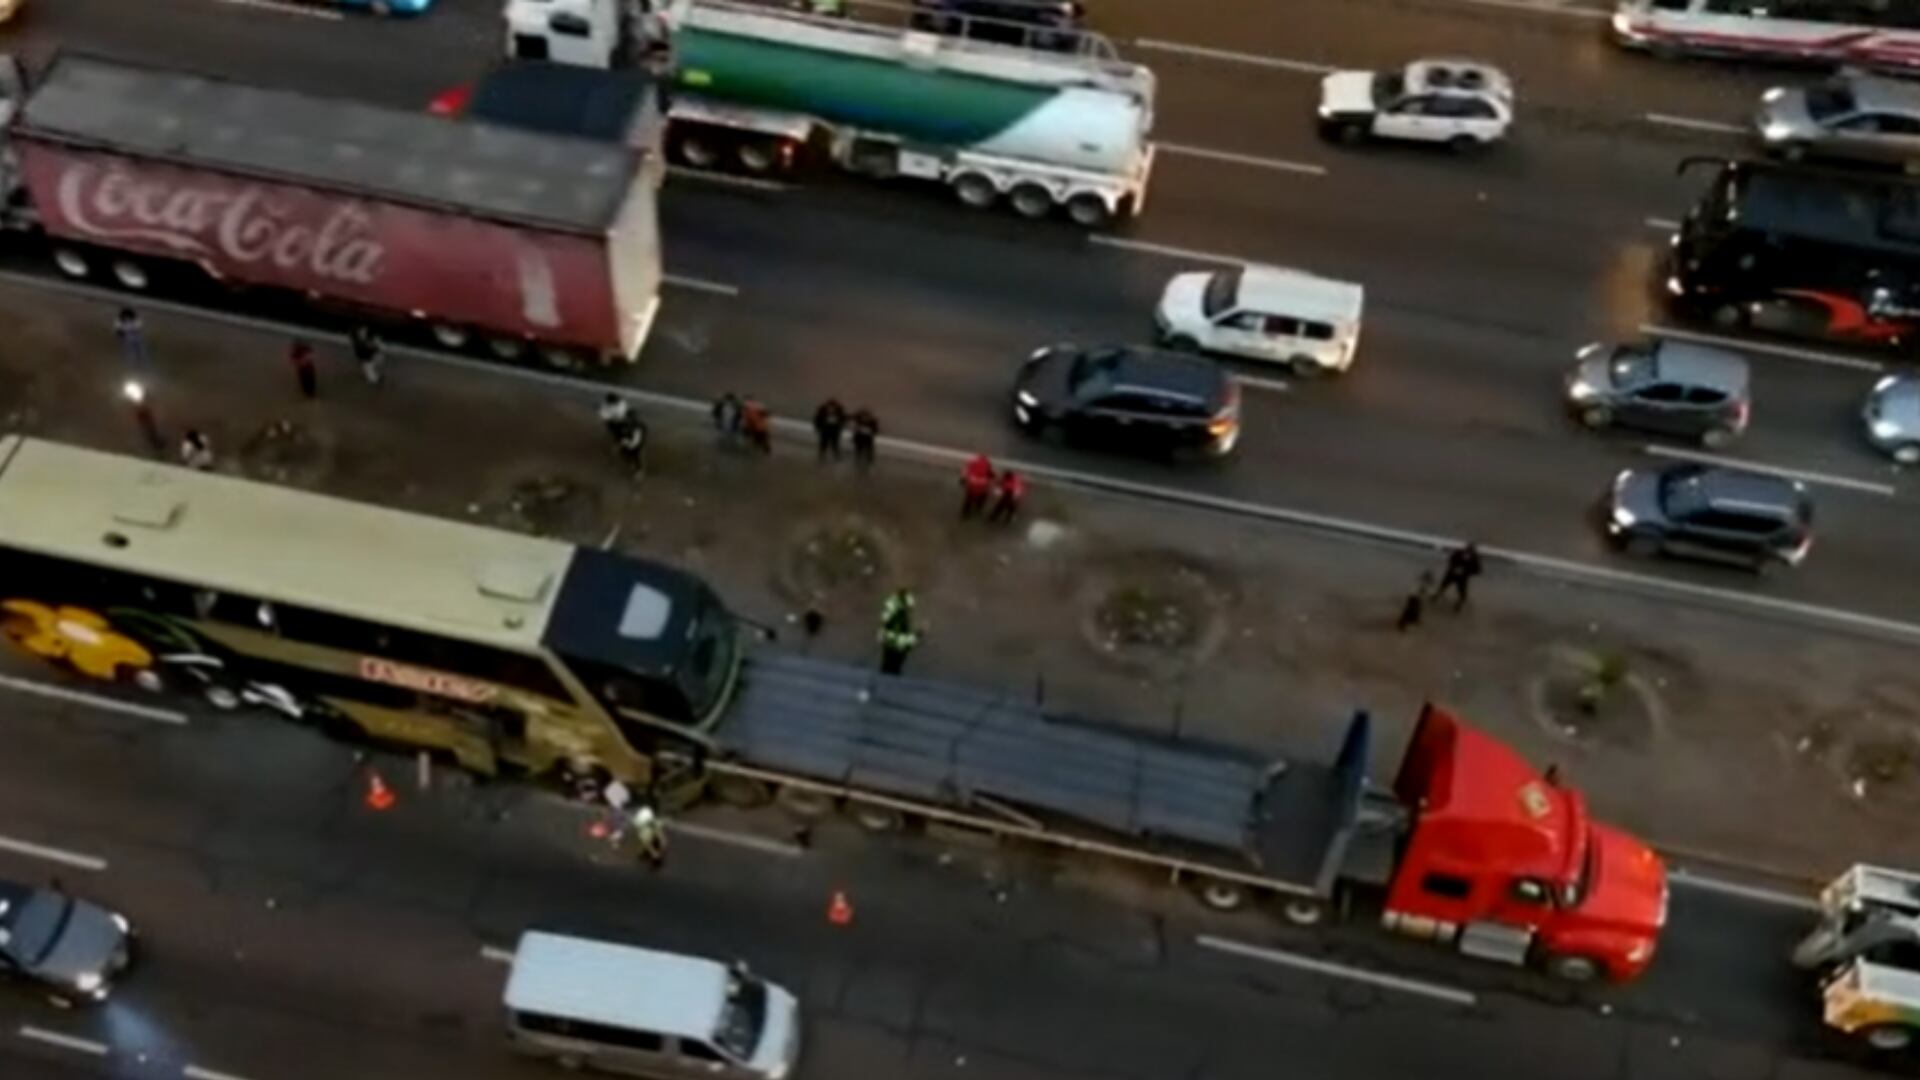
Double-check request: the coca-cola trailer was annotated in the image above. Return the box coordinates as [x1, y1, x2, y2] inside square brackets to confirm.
[0, 52, 664, 368]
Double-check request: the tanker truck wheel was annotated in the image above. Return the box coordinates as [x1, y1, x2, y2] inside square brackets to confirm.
[736, 139, 781, 175]
[430, 323, 469, 350]
[111, 259, 150, 291]
[952, 173, 999, 210]
[1065, 193, 1113, 228]
[1008, 183, 1055, 219]
[675, 133, 721, 171]
[52, 247, 92, 280]
[487, 337, 527, 361]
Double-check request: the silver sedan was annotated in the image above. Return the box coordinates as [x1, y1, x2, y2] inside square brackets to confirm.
[1864, 375, 1920, 465]
[1755, 74, 1920, 166]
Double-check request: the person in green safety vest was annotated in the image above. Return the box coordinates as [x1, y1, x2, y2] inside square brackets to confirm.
[879, 587, 915, 629]
[804, 0, 846, 16]
[877, 588, 919, 675]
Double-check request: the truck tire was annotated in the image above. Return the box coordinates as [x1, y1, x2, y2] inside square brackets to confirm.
[1194, 878, 1249, 912]
[1863, 1024, 1914, 1051]
[430, 324, 469, 349]
[777, 784, 835, 819]
[111, 259, 150, 291]
[952, 173, 998, 209]
[487, 336, 527, 361]
[540, 346, 585, 371]
[1544, 953, 1602, 983]
[850, 803, 904, 832]
[676, 133, 722, 170]
[712, 774, 773, 808]
[52, 247, 92, 280]
[1279, 898, 1326, 926]
[1008, 183, 1055, 219]
[736, 139, 782, 175]
[1065, 193, 1113, 228]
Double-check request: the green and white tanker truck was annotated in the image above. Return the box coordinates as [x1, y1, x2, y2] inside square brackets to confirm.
[502, 0, 1156, 227]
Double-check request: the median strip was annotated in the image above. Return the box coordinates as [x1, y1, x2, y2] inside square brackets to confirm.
[0, 673, 189, 725]
[17, 1026, 109, 1056]
[0, 834, 109, 872]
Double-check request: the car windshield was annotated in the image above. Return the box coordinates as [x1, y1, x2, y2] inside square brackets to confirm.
[678, 601, 741, 728]
[713, 967, 769, 1061]
[1805, 83, 1858, 121]
[1657, 467, 1711, 516]
[1608, 347, 1656, 387]
[0, 890, 71, 967]
[1200, 269, 1240, 319]
[1371, 71, 1405, 107]
[1066, 347, 1125, 393]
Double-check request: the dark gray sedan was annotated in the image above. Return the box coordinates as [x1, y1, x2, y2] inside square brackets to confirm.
[1603, 464, 1813, 573]
[0, 879, 133, 1005]
[1565, 339, 1751, 448]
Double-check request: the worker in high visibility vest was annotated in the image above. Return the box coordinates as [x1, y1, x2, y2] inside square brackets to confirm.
[632, 804, 668, 870]
[878, 613, 920, 676]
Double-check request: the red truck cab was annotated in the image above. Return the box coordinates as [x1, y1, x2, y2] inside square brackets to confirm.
[1378, 705, 1668, 981]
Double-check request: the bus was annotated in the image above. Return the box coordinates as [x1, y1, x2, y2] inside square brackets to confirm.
[0, 435, 742, 794]
[1613, 0, 1920, 71]
[1664, 156, 1920, 348]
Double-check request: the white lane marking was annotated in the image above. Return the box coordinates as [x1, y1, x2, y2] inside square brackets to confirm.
[1444, 0, 1609, 17]
[0, 835, 108, 872]
[17, 1026, 109, 1056]
[662, 274, 741, 298]
[1645, 112, 1745, 136]
[1087, 235, 1257, 267]
[211, 0, 345, 20]
[1196, 934, 1478, 1007]
[1236, 375, 1293, 394]
[1640, 324, 1887, 373]
[0, 673, 189, 725]
[1154, 141, 1328, 176]
[185, 1065, 260, 1080]
[1644, 216, 1680, 231]
[666, 820, 805, 858]
[480, 945, 516, 964]
[1642, 444, 1897, 496]
[1669, 868, 1819, 912]
[24, 267, 1920, 647]
[1131, 39, 1337, 74]
[665, 166, 790, 193]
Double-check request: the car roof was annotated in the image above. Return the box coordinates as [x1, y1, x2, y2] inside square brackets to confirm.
[1876, 374, 1920, 423]
[504, 931, 729, 1039]
[1841, 73, 1920, 115]
[1678, 466, 1808, 513]
[1099, 345, 1227, 397]
[1648, 341, 1750, 391]
[1405, 58, 1513, 100]
[1234, 265, 1365, 324]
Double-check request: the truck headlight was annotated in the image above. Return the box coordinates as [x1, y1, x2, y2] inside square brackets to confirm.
[1016, 390, 1039, 409]
[1761, 122, 1794, 142]
[1317, 103, 1334, 119]
[1871, 417, 1902, 440]
[1626, 939, 1652, 964]
[74, 972, 104, 997]
[1611, 505, 1636, 530]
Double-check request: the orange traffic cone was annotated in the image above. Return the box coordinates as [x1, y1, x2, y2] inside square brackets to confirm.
[364, 770, 397, 812]
[826, 889, 853, 927]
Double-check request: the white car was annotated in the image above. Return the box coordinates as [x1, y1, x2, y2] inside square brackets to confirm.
[1317, 58, 1514, 150]
[1155, 263, 1364, 376]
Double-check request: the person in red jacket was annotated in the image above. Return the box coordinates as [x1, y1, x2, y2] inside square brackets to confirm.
[988, 469, 1026, 525]
[959, 453, 994, 519]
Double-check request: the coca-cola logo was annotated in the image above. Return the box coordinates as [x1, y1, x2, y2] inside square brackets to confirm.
[54, 159, 387, 286]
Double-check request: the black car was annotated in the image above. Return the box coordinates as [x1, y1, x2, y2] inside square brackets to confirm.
[1012, 343, 1240, 458]
[911, 0, 1087, 50]
[1603, 464, 1813, 572]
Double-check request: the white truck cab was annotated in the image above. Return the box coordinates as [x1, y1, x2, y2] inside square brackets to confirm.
[505, 0, 624, 68]
[1155, 263, 1364, 376]
[1318, 58, 1513, 150]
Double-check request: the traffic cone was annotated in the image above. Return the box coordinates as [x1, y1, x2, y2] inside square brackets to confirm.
[364, 770, 396, 812]
[826, 889, 853, 927]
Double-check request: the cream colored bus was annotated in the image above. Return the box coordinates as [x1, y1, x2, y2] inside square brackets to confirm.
[0, 436, 742, 792]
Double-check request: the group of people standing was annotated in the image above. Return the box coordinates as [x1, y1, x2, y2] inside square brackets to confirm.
[959, 453, 1026, 525]
[1395, 542, 1485, 632]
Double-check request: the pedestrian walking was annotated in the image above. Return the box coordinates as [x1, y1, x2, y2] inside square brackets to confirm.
[959, 453, 994, 518]
[878, 612, 920, 675]
[349, 325, 385, 386]
[1435, 541, 1484, 612]
[711, 391, 743, 442]
[178, 428, 215, 471]
[114, 308, 150, 374]
[616, 415, 650, 477]
[1395, 571, 1434, 633]
[988, 468, 1026, 525]
[631, 804, 668, 870]
[288, 340, 318, 400]
[813, 397, 847, 461]
[740, 396, 773, 454]
[851, 407, 879, 470]
[599, 392, 636, 442]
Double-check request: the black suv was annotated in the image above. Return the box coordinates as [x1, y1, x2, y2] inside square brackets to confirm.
[1012, 343, 1240, 458]
[1603, 464, 1813, 572]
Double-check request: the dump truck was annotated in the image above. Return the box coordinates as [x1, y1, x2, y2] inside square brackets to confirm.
[0, 52, 665, 368]
[501, 0, 1156, 226]
[1794, 864, 1920, 1050]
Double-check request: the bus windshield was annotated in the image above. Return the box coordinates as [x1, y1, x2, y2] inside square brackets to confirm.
[679, 600, 740, 726]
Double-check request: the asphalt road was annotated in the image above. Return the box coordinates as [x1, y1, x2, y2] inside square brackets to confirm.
[0, 669, 1898, 1080]
[6, 0, 1919, 631]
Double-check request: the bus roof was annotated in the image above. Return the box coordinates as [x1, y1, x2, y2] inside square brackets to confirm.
[0, 436, 574, 652]
[1729, 164, 1920, 256]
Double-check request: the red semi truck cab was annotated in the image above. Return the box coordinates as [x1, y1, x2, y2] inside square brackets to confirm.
[1373, 705, 1668, 981]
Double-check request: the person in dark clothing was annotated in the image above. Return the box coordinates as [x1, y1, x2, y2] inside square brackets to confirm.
[1435, 542, 1483, 611]
[1396, 571, 1434, 632]
[851, 408, 879, 470]
[289, 341, 318, 399]
[349, 325, 385, 386]
[711, 392, 743, 442]
[616, 416, 650, 477]
[813, 398, 848, 461]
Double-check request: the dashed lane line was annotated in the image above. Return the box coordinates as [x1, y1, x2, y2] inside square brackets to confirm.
[1443, 0, 1609, 17]
[210, 0, 345, 20]
[1154, 142, 1328, 176]
[1236, 375, 1293, 394]
[0, 673, 189, 725]
[1670, 868, 1819, 912]
[480, 945, 516, 964]
[662, 274, 741, 298]
[1086, 235, 1256, 266]
[1644, 112, 1745, 136]
[1130, 39, 1337, 74]
[1644, 216, 1680, 232]
[17, 1026, 109, 1056]
[665, 165, 790, 193]
[1196, 934, 1479, 1006]
[0, 835, 109, 872]
[185, 1065, 261, 1080]
[1642, 444, 1898, 496]
[667, 820, 806, 858]
[1640, 323, 1887, 373]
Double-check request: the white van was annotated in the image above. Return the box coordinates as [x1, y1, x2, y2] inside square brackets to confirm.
[1155, 264, 1364, 376]
[504, 931, 802, 1080]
